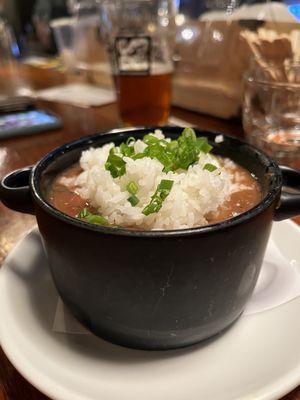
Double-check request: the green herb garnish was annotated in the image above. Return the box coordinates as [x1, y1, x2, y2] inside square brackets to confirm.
[104, 128, 213, 179]
[144, 143, 174, 173]
[105, 148, 126, 178]
[120, 142, 134, 157]
[137, 128, 213, 172]
[127, 181, 139, 206]
[128, 195, 139, 206]
[167, 140, 178, 153]
[203, 163, 217, 172]
[132, 152, 147, 160]
[77, 208, 108, 226]
[126, 181, 138, 195]
[142, 179, 174, 216]
[196, 137, 213, 154]
[126, 136, 135, 145]
[180, 127, 197, 143]
[172, 128, 201, 170]
[143, 134, 160, 145]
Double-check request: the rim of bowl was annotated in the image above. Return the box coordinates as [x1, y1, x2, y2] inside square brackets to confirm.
[31, 126, 282, 238]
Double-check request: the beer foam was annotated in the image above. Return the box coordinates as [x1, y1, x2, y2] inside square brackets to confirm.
[151, 62, 173, 75]
[118, 62, 173, 75]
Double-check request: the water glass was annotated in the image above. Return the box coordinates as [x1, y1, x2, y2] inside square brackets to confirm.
[243, 62, 300, 169]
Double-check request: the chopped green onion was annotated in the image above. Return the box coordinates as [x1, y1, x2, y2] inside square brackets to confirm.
[77, 208, 108, 226]
[128, 195, 139, 206]
[143, 134, 160, 145]
[167, 140, 178, 152]
[132, 152, 147, 160]
[78, 208, 89, 218]
[159, 139, 169, 146]
[196, 137, 213, 154]
[144, 143, 174, 172]
[173, 128, 206, 170]
[105, 148, 126, 178]
[142, 179, 174, 216]
[158, 179, 173, 190]
[126, 136, 135, 145]
[180, 127, 197, 144]
[203, 163, 217, 172]
[120, 143, 134, 157]
[126, 181, 138, 195]
[107, 128, 213, 178]
[174, 143, 198, 170]
[130, 129, 214, 172]
[86, 214, 109, 225]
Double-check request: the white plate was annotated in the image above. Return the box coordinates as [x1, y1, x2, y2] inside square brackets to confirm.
[0, 221, 300, 400]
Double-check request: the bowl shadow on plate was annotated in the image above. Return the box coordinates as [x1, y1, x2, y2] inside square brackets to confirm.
[8, 229, 241, 365]
[61, 315, 241, 365]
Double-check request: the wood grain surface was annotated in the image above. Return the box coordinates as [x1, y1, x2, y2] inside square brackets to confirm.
[0, 62, 299, 400]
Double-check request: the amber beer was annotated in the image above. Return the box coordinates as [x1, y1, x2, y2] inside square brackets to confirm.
[114, 67, 172, 126]
[100, 0, 175, 126]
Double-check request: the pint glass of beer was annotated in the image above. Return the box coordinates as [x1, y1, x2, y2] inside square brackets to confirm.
[99, 0, 176, 126]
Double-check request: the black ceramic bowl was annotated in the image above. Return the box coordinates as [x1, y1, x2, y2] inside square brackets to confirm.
[1, 127, 300, 350]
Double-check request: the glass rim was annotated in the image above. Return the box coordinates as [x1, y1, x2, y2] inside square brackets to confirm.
[244, 72, 300, 90]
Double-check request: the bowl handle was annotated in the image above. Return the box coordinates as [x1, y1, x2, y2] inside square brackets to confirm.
[0, 167, 35, 214]
[274, 166, 300, 221]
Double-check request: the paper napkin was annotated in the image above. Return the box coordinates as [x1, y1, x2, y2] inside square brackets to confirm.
[36, 83, 116, 107]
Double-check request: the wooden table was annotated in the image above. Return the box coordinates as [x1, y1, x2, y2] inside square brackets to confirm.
[0, 62, 299, 400]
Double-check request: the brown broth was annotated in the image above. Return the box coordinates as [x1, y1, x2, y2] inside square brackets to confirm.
[47, 165, 87, 218]
[47, 159, 262, 227]
[206, 163, 261, 224]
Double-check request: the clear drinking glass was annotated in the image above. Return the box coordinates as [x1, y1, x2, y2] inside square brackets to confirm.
[243, 62, 300, 170]
[0, 17, 19, 65]
[71, 0, 112, 87]
[99, 0, 176, 126]
[50, 18, 76, 70]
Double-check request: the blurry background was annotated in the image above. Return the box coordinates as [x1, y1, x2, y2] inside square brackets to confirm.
[0, 0, 299, 116]
[1, 0, 299, 55]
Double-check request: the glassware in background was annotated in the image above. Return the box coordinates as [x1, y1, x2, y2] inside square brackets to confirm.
[51, 1, 112, 87]
[71, 0, 112, 88]
[0, 17, 19, 65]
[99, 0, 176, 126]
[243, 61, 300, 169]
[50, 17, 76, 70]
[172, 0, 299, 120]
[0, 13, 30, 98]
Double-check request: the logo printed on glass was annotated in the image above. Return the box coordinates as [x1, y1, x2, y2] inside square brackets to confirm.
[114, 36, 151, 75]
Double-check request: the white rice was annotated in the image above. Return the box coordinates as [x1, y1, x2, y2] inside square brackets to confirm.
[73, 131, 241, 230]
